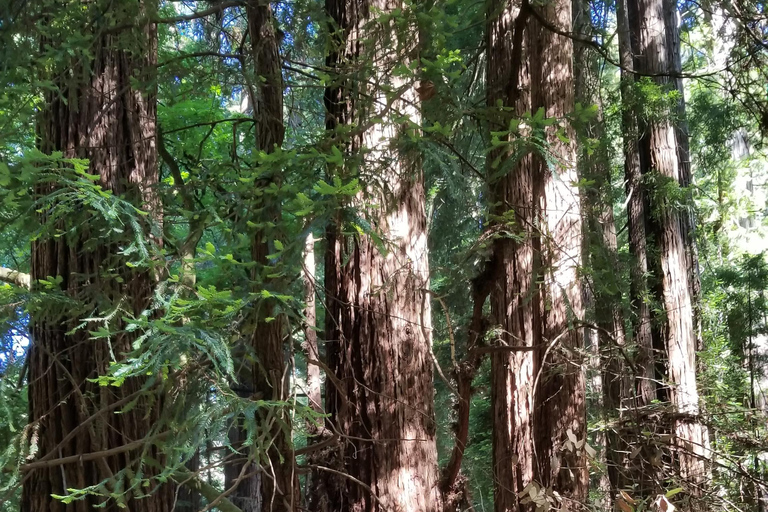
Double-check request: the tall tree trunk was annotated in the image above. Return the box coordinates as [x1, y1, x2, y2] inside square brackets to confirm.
[486, 1, 537, 509]
[313, 1, 442, 511]
[632, 0, 709, 501]
[225, 3, 296, 511]
[303, 233, 322, 417]
[22, 2, 172, 511]
[487, 0, 586, 509]
[573, 0, 627, 504]
[618, 0, 657, 414]
[529, 2, 587, 506]
[663, 0, 711, 488]
[618, 0, 668, 499]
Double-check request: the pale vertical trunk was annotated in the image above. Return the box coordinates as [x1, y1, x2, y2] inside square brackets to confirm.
[529, 1, 587, 506]
[633, 0, 709, 500]
[303, 233, 322, 416]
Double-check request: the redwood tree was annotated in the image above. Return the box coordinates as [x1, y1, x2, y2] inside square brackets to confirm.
[313, 0, 442, 510]
[224, 2, 297, 511]
[22, 1, 172, 511]
[486, 0, 538, 505]
[629, 0, 709, 500]
[487, 0, 587, 509]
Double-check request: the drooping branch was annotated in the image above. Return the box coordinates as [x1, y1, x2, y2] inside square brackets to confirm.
[0, 267, 30, 290]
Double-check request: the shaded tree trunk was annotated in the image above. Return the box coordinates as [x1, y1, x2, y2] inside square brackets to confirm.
[617, 0, 669, 499]
[225, 3, 296, 511]
[312, 1, 442, 511]
[572, 0, 627, 504]
[22, 2, 172, 511]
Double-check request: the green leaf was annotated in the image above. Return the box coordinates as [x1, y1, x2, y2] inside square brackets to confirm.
[665, 488, 683, 498]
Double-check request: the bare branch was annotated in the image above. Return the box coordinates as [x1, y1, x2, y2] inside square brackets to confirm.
[0, 267, 30, 290]
[157, 1, 246, 24]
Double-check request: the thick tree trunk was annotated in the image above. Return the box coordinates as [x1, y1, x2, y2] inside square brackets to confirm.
[529, 3, 587, 506]
[616, 0, 668, 499]
[487, 0, 586, 509]
[313, 1, 442, 511]
[225, 3, 296, 511]
[632, 0, 709, 501]
[22, 3, 172, 511]
[486, 1, 537, 509]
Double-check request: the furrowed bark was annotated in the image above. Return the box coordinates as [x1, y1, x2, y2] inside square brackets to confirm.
[631, 0, 709, 503]
[311, 1, 442, 510]
[486, 0, 537, 508]
[22, 1, 172, 511]
[529, 2, 587, 506]
[225, 2, 297, 512]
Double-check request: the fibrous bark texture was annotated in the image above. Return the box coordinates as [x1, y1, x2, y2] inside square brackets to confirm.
[314, 0, 442, 511]
[631, 0, 709, 500]
[529, 1, 587, 505]
[486, 1, 537, 509]
[487, 0, 586, 509]
[22, 2, 171, 511]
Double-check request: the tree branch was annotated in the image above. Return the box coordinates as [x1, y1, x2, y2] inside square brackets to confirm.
[20, 433, 169, 472]
[157, 1, 246, 24]
[172, 469, 244, 512]
[0, 267, 30, 290]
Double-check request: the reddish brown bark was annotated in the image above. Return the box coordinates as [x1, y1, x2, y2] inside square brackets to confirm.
[22, 3, 172, 511]
[529, 2, 587, 506]
[486, 0, 537, 506]
[487, 0, 586, 509]
[225, 3, 297, 511]
[312, 1, 442, 511]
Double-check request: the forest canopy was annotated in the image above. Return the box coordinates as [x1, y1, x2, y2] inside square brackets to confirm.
[1, 0, 768, 511]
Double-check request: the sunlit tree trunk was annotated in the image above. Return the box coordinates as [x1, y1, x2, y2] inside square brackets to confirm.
[303, 233, 322, 417]
[312, 1, 442, 511]
[22, 2, 172, 511]
[487, 0, 586, 509]
[486, 1, 537, 509]
[528, 2, 587, 506]
[632, 0, 709, 501]
[225, 2, 297, 511]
